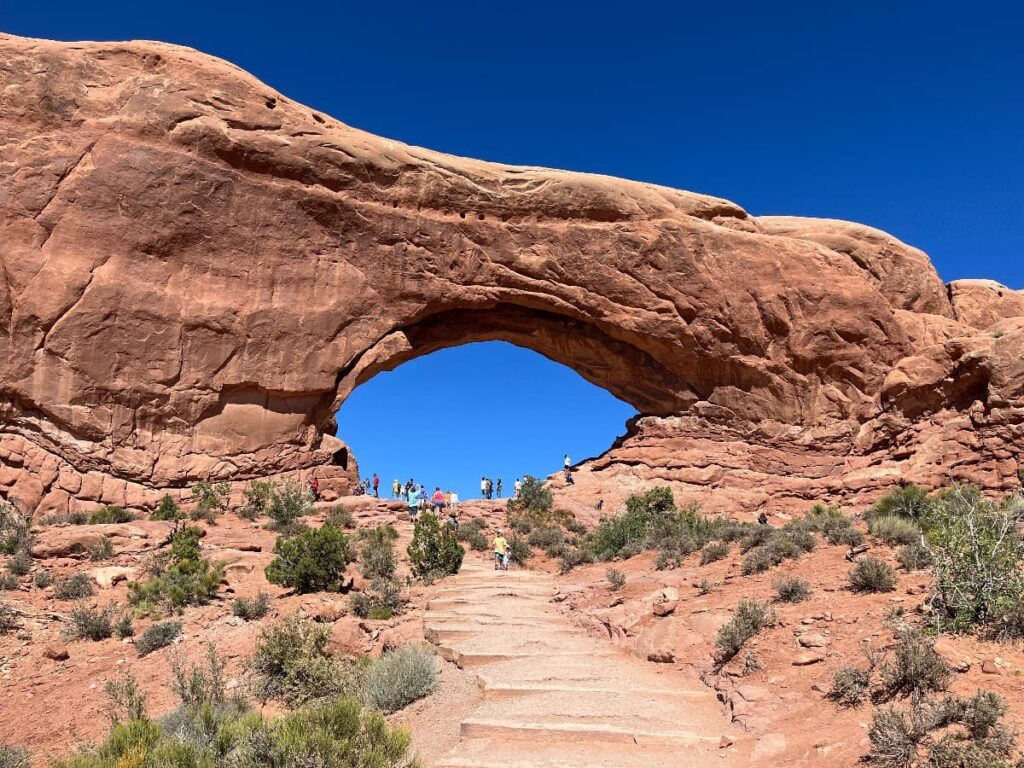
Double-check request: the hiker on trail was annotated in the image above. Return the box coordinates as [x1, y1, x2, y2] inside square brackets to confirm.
[392, 478, 401, 499]
[514, 477, 522, 497]
[496, 478, 503, 498]
[450, 489, 459, 512]
[493, 529, 509, 571]
[487, 478, 494, 499]
[372, 474, 380, 497]
[418, 486, 428, 514]
[309, 477, 319, 501]
[432, 486, 445, 513]
[564, 467, 574, 485]
[444, 490, 451, 510]
[757, 511, 769, 526]
[407, 486, 420, 519]
[564, 453, 571, 471]
[363, 478, 371, 494]
[480, 476, 488, 499]
[595, 498, 604, 511]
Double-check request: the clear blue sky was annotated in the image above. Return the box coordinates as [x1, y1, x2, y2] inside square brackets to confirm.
[6, 2, 1022, 497]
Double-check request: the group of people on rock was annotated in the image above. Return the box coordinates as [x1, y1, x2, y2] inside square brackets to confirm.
[350, 473, 381, 497]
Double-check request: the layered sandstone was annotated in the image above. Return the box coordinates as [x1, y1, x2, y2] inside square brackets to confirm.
[1, 33, 1022, 516]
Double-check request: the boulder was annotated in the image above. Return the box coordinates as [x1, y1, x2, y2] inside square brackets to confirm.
[92, 566, 136, 589]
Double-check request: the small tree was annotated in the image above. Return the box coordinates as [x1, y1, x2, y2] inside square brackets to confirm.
[265, 523, 353, 593]
[239, 480, 276, 520]
[407, 513, 463, 580]
[189, 480, 230, 523]
[151, 494, 183, 521]
[267, 479, 313, 533]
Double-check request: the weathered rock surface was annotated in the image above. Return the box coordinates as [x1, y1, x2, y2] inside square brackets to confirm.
[0, 33, 1021, 515]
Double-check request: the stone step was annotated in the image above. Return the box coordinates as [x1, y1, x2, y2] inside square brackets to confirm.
[476, 679, 714, 703]
[459, 718, 715, 748]
[453, 650, 619, 669]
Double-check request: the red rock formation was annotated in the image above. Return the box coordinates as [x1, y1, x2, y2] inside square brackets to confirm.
[0, 33, 1021, 515]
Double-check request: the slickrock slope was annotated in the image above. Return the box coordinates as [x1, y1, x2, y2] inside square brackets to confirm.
[1, 33, 1022, 516]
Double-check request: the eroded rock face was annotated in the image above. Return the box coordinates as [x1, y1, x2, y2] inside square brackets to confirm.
[0, 33, 1022, 515]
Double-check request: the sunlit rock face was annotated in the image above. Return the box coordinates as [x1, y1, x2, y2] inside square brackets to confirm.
[1, 33, 1021, 516]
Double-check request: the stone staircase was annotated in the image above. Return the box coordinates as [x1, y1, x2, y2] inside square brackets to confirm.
[425, 556, 743, 767]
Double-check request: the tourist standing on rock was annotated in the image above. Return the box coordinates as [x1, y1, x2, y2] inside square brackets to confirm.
[444, 489, 451, 508]
[407, 485, 420, 519]
[432, 486, 445, 513]
[514, 477, 522, 497]
[564, 453, 571, 471]
[493, 529, 509, 570]
[450, 489, 459, 512]
[309, 477, 319, 501]
[392, 478, 401, 499]
[406, 479, 415, 499]
[372, 473, 380, 497]
[496, 478, 503, 498]
[480, 476, 487, 499]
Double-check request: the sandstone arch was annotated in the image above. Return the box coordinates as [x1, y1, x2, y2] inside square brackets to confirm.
[1, 34, 1022, 516]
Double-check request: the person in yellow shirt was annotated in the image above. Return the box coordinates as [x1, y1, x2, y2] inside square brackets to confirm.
[493, 530, 509, 571]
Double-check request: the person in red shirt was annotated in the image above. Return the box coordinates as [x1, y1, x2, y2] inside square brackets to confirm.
[372, 473, 380, 498]
[432, 486, 445, 513]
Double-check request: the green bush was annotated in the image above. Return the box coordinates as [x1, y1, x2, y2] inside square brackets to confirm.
[265, 522, 353, 593]
[89, 506, 134, 525]
[33, 569, 52, 589]
[37, 510, 89, 526]
[926, 485, 1024, 638]
[696, 578, 715, 595]
[407, 513, 463, 580]
[232, 592, 271, 621]
[56, 645, 417, 768]
[150, 493, 183, 521]
[877, 627, 950, 701]
[715, 600, 776, 665]
[828, 662, 875, 708]
[507, 475, 553, 515]
[606, 568, 626, 591]
[114, 612, 134, 639]
[0, 572, 17, 591]
[700, 541, 729, 565]
[239, 480, 276, 520]
[129, 525, 224, 614]
[361, 645, 438, 713]
[87, 535, 114, 562]
[558, 546, 594, 573]
[359, 526, 398, 581]
[0, 746, 29, 768]
[55, 573, 94, 600]
[248, 614, 363, 707]
[828, 526, 866, 547]
[868, 484, 933, 523]
[66, 603, 116, 641]
[898, 541, 932, 571]
[460, 527, 488, 552]
[7, 549, 32, 576]
[267, 479, 313, 533]
[527, 526, 564, 549]
[0, 502, 32, 555]
[773, 576, 812, 603]
[869, 514, 921, 546]
[0, 601, 19, 635]
[740, 526, 816, 575]
[849, 557, 897, 593]
[325, 504, 356, 529]
[507, 534, 531, 566]
[135, 620, 182, 656]
[189, 479, 230, 523]
[587, 487, 684, 562]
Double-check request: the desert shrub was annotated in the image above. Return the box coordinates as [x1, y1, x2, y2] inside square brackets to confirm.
[0, 602, 18, 635]
[33, 569, 52, 589]
[587, 486, 678, 561]
[740, 526, 816, 575]
[134, 620, 181, 656]
[868, 484, 934, 523]
[566, 518, 588, 536]
[0, 572, 17, 591]
[66, 603, 115, 641]
[652, 503, 719, 565]
[407, 512, 463, 579]
[507, 475, 554, 516]
[58, 646, 416, 768]
[850, 557, 897, 593]
[898, 541, 932, 571]
[0, 502, 32, 555]
[129, 525, 224, 614]
[606, 568, 626, 591]
[89, 505, 133, 525]
[55, 572, 94, 600]
[325, 504, 356, 529]
[558, 546, 594, 573]
[249, 614, 363, 706]
[7, 549, 31, 576]
[359, 525, 397, 581]
[870, 514, 921, 546]
[239, 480, 276, 520]
[265, 522, 353, 593]
[189, 479, 230, 523]
[696, 578, 715, 595]
[87, 535, 114, 562]
[527, 526, 564, 549]
[877, 628, 951, 701]
[866, 691, 1020, 768]
[361, 645, 438, 713]
[927, 485, 1024, 638]
[828, 526, 866, 547]
[267, 479, 313, 533]
[828, 662, 875, 708]
[507, 534, 531, 566]
[114, 612, 134, 639]
[150, 493, 183, 521]
[700, 541, 729, 565]
[458, 521, 489, 552]
[715, 600, 776, 665]
[773, 576, 812, 602]
[0, 746, 29, 768]
[232, 592, 271, 621]
[350, 578, 403, 620]
[37, 510, 89, 526]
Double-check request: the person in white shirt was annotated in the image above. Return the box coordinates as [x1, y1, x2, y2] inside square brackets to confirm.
[450, 490, 459, 512]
